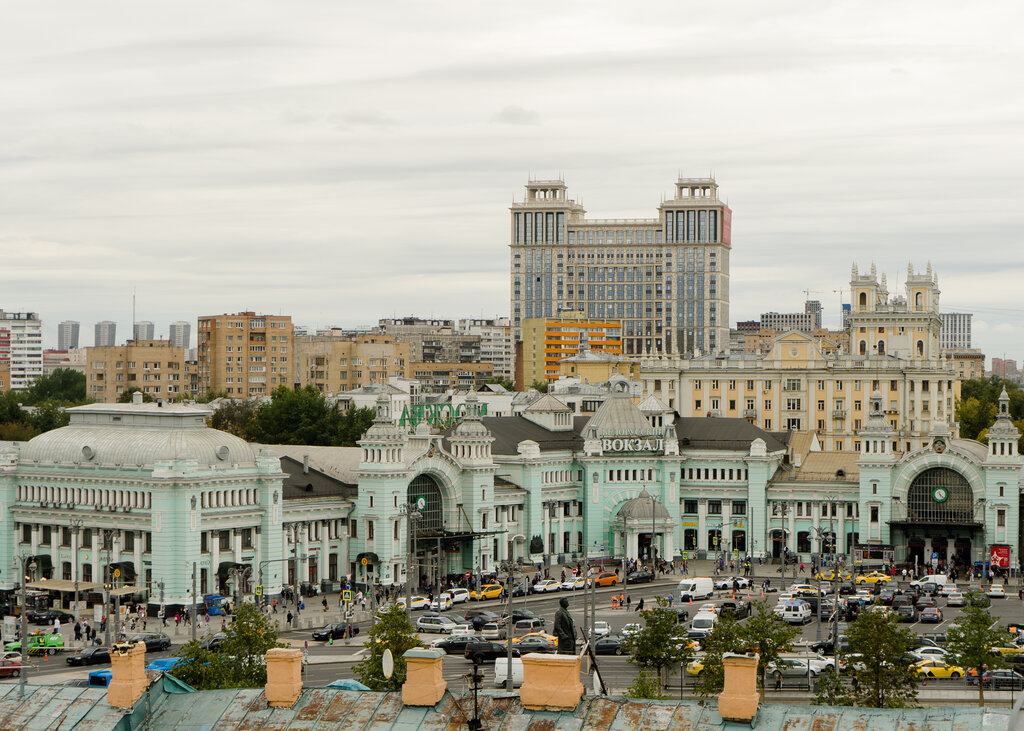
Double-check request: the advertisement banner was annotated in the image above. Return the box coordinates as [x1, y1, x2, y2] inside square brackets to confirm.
[990, 545, 1011, 568]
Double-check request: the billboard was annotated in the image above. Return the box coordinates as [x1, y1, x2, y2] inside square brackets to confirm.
[990, 545, 1011, 568]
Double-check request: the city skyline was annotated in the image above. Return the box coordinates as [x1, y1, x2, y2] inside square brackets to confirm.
[3, 2, 1023, 362]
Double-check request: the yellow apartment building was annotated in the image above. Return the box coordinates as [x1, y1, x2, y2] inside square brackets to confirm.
[296, 333, 410, 395]
[520, 316, 623, 386]
[85, 340, 187, 402]
[557, 350, 639, 384]
[197, 312, 293, 397]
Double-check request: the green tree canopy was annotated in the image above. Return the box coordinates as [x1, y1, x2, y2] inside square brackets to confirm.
[171, 604, 286, 690]
[21, 368, 87, 405]
[28, 400, 70, 433]
[118, 386, 154, 403]
[944, 594, 1007, 706]
[742, 600, 801, 700]
[245, 386, 374, 446]
[957, 377, 1024, 449]
[209, 399, 259, 439]
[624, 597, 694, 694]
[353, 604, 422, 690]
[693, 606, 746, 698]
[840, 609, 918, 708]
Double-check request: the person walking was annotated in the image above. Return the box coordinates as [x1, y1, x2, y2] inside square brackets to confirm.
[636, 597, 645, 613]
[53, 617, 61, 635]
[322, 597, 328, 612]
[286, 611, 294, 626]
[626, 594, 632, 611]
[74, 621, 82, 643]
[667, 593, 674, 608]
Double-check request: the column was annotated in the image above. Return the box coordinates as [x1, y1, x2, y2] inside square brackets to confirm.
[627, 531, 638, 560]
[697, 499, 707, 551]
[837, 505, 846, 557]
[133, 531, 142, 585]
[340, 518, 349, 581]
[541, 503, 550, 558]
[812, 504, 820, 554]
[211, 530, 220, 588]
[30, 524, 39, 556]
[558, 504, 566, 558]
[71, 529, 79, 582]
[723, 501, 733, 556]
[788, 506, 796, 553]
[664, 529, 675, 561]
[50, 526, 59, 575]
[301, 524, 310, 582]
[91, 532, 100, 583]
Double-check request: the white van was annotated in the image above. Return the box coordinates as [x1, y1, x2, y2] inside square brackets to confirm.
[777, 600, 812, 625]
[687, 611, 718, 640]
[493, 657, 524, 687]
[910, 575, 950, 591]
[677, 578, 714, 602]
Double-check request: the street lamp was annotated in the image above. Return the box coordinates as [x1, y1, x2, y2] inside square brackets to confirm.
[398, 503, 423, 617]
[69, 519, 83, 630]
[16, 554, 37, 696]
[501, 536, 526, 693]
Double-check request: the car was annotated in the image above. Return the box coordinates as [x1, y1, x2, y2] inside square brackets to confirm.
[676, 609, 690, 624]
[714, 576, 750, 590]
[988, 585, 1007, 599]
[561, 577, 587, 591]
[429, 594, 454, 612]
[877, 588, 899, 605]
[920, 633, 947, 646]
[594, 635, 628, 656]
[27, 609, 76, 626]
[511, 631, 557, 645]
[626, 570, 655, 584]
[470, 585, 502, 601]
[127, 633, 171, 653]
[837, 581, 856, 596]
[911, 646, 948, 662]
[312, 623, 349, 641]
[775, 600, 812, 625]
[621, 623, 641, 639]
[790, 585, 820, 597]
[855, 572, 891, 585]
[66, 647, 111, 666]
[0, 660, 21, 679]
[408, 596, 431, 610]
[688, 612, 718, 639]
[992, 642, 1024, 657]
[915, 596, 937, 609]
[920, 607, 943, 624]
[766, 656, 837, 680]
[416, 615, 468, 634]
[913, 659, 964, 679]
[465, 641, 520, 663]
[511, 619, 546, 636]
[480, 623, 504, 640]
[946, 592, 966, 607]
[709, 600, 751, 620]
[501, 610, 539, 625]
[591, 621, 610, 637]
[974, 669, 1024, 690]
[810, 637, 849, 656]
[514, 635, 555, 653]
[813, 570, 851, 582]
[430, 634, 478, 655]
[200, 632, 228, 650]
[939, 584, 958, 597]
[448, 588, 471, 604]
[463, 610, 501, 630]
[594, 571, 618, 587]
[493, 657, 524, 688]
[509, 580, 533, 597]
[4, 632, 65, 655]
[533, 580, 561, 593]
[895, 605, 918, 623]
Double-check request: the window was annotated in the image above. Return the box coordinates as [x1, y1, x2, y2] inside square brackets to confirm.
[707, 500, 721, 515]
[731, 501, 746, 515]
[201, 532, 208, 553]
[683, 499, 698, 514]
[998, 509, 1006, 528]
[242, 529, 253, 549]
[367, 521, 375, 540]
[219, 531, 230, 550]
[870, 505, 879, 523]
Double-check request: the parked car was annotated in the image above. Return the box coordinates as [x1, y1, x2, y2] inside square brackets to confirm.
[810, 637, 849, 656]
[594, 635, 628, 656]
[66, 647, 111, 666]
[464, 611, 501, 630]
[470, 585, 502, 601]
[561, 577, 587, 591]
[946, 592, 966, 607]
[911, 646, 948, 662]
[920, 607, 943, 624]
[448, 588, 471, 604]
[813, 570, 851, 582]
[710, 600, 751, 620]
[591, 621, 610, 638]
[0, 660, 21, 679]
[430, 634, 478, 655]
[594, 572, 619, 587]
[676, 578, 714, 602]
[501, 610, 540, 625]
[766, 656, 837, 680]
[895, 605, 918, 623]
[200, 632, 228, 650]
[775, 600, 812, 625]
[855, 571, 891, 585]
[626, 570, 654, 584]
[127, 633, 171, 653]
[714, 576, 750, 590]
[514, 635, 555, 653]
[465, 641, 520, 663]
[988, 585, 1007, 599]
[913, 659, 964, 678]
[838, 581, 856, 596]
[915, 596, 937, 609]
[676, 609, 690, 624]
[972, 669, 1024, 690]
[509, 580, 533, 598]
[511, 619, 546, 636]
[687, 612, 718, 639]
[429, 594, 453, 612]
[877, 588, 899, 605]
[480, 623, 504, 640]
[416, 615, 468, 634]
[27, 609, 76, 626]
[533, 580, 561, 593]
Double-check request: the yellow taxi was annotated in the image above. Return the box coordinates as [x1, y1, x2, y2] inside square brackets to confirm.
[594, 571, 619, 587]
[813, 570, 851, 582]
[855, 571, 891, 585]
[511, 632, 557, 645]
[470, 584, 503, 601]
[912, 659, 965, 678]
[686, 658, 705, 676]
[991, 642, 1024, 657]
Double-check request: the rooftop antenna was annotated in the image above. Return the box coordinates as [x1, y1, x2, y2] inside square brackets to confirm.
[131, 288, 136, 342]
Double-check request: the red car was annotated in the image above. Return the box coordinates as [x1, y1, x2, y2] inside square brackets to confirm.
[0, 660, 22, 678]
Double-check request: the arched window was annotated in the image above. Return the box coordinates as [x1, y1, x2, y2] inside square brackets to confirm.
[859, 340, 867, 355]
[858, 291, 867, 308]
[877, 340, 885, 355]
[907, 468, 973, 524]
[915, 292, 923, 309]
[408, 474, 444, 535]
[916, 340, 924, 356]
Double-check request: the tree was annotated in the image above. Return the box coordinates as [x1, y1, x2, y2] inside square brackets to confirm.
[28, 400, 70, 433]
[842, 609, 918, 708]
[741, 600, 801, 700]
[956, 396, 996, 443]
[171, 604, 285, 689]
[353, 604, 423, 690]
[529, 381, 549, 393]
[625, 597, 693, 693]
[21, 368, 87, 405]
[0, 422, 37, 441]
[957, 377, 1024, 450]
[694, 607, 746, 697]
[487, 377, 515, 391]
[209, 399, 259, 439]
[625, 670, 664, 700]
[118, 387, 154, 403]
[944, 594, 1007, 706]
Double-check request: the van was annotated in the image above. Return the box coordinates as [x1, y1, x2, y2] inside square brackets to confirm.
[677, 578, 714, 602]
[687, 611, 718, 640]
[777, 600, 812, 625]
[910, 575, 950, 591]
[493, 657, 524, 687]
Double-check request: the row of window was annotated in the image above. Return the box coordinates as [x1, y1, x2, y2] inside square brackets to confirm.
[682, 499, 746, 515]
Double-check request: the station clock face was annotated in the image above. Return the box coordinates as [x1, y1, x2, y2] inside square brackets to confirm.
[932, 486, 949, 503]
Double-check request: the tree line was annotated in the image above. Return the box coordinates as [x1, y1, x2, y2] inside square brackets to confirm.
[0, 368, 87, 440]
[957, 376, 1024, 448]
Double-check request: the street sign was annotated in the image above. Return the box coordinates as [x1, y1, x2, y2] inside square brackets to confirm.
[931, 553, 938, 561]
[345, 582, 351, 591]
[113, 569, 121, 579]
[342, 590, 352, 603]
[254, 585, 263, 596]
[361, 557, 368, 567]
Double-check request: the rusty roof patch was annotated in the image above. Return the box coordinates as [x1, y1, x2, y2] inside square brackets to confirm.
[318, 688, 362, 723]
[210, 689, 265, 730]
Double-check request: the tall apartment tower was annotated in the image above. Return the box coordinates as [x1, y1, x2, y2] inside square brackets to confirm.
[0, 311, 43, 390]
[169, 321, 192, 349]
[133, 321, 155, 341]
[58, 320, 80, 350]
[94, 321, 117, 347]
[197, 312, 293, 397]
[510, 176, 731, 357]
[939, 312, 972, 350]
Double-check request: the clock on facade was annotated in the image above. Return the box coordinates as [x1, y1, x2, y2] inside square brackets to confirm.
[932, 486, 949, 503]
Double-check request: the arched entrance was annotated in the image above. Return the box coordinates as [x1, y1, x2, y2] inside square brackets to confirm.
[408, 474, 446, 592]
[611, 490, 674, 564]
[891, 467, 980, 571]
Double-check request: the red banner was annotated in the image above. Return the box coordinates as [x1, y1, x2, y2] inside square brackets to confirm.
[990, 545, 1010, 568]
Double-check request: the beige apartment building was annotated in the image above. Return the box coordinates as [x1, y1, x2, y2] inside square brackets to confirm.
[519, 315, 623, 387]
[296, 333, 410, 395]
[197, 312, 293, 397]
[411, 362, 493, 393]
[85, 340, 187, 402]
[641, 265, 959, 452]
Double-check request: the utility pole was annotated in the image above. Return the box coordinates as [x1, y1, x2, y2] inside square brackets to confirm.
[17, 555, 36, 697]
[398, 503, 422, 617]
[103, 531, 113, 647]
[69, 519, 83, 628]
[191, 562, 198, 644]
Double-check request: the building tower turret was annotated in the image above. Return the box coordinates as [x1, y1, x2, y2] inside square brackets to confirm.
[987, 388, 1020, 460]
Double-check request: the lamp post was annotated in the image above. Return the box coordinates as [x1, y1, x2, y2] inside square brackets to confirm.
[16, 555, 37, 696]
[69, 519, 83, 630]
[398, 503, 423, 616]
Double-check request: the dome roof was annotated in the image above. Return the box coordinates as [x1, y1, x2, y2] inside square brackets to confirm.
[19, 402, 258, 469]
[615, 490, 671, 522]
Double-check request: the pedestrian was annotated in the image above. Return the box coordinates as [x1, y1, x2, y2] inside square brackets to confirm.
[175, 612, 180, 628]
[626, 594, 632, 610]
[636, 597, 645, 612]
[322, 597, 328, 612]
[667, 593, 674, 608]
[53, 617, 61, 635]
[287, 611, 294, 626]
[74, 621, 82, 642]
[619, 592, 624, 608]
[272, 598, 278, 614]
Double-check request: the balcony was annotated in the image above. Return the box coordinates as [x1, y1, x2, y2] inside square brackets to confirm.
[743, 409, 757, 419]
[832, 409, 846, 420]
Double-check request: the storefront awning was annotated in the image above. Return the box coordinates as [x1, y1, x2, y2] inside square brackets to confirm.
[26, 580, 101, 593]
[109, 585, 146, 597]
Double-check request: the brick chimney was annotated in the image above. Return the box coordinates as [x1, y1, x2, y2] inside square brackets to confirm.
[718, 653, 759, 724]
[265, 648, 304, 708]
[107, 641, 148, 709]
[402, 648, 447, 706]
[519, 653, 584, 711]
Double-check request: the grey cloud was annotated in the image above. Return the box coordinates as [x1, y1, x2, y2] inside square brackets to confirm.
[491, 105, 540, 125]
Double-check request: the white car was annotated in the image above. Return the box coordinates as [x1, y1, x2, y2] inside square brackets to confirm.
[714, 576, 750, 590]
[946, 592, 966, 607]
[429, 594, 453, 612]
[448, 588, 471, 604]
[911, 646, 948, 662]
[561, 577, 586, 591]
[622, 623, 641, 639]
[988, 585, 1007, 599]
[767, 655, 836, 679]
[939, 584, 958, 597]
[534, 579, 561, 593]
[591, 621, 610, 637]
[698, 603, 720, 615]
[481, 622, 504, 640]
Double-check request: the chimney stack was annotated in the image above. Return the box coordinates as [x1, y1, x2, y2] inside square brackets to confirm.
[402, 648, 447, 706]
[107, 641, 148, 709]
[718, 653, 759, 724]
[265, 648, 304, 708]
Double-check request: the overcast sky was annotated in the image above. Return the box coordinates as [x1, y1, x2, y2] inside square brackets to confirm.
[3, 2, 1022, 363]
